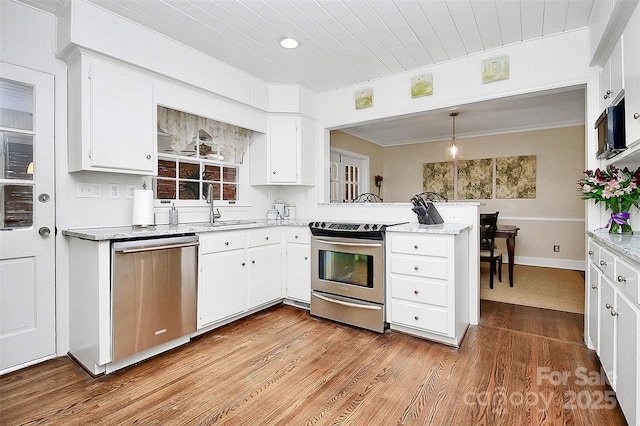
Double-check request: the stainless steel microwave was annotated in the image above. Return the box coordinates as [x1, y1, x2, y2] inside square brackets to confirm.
[596, 98, 626, 159]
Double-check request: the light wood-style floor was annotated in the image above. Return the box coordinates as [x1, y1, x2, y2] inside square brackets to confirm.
[0, 302, 627, 425]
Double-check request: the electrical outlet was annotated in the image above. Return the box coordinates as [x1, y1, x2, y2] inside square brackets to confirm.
[126, 185, 135, 199]
[76, 183, 102, 198]
[109, 184, 120, 198]
[553, 245, 560, 252]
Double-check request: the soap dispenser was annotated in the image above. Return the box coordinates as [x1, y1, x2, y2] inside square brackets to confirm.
[169, 203, 179, 225]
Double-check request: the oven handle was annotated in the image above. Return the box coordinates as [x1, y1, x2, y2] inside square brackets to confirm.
[312, 239, 383, 248]
[312, 293, 382, 311]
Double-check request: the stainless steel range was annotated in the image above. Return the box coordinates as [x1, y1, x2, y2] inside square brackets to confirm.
[308, 221, 404, 333]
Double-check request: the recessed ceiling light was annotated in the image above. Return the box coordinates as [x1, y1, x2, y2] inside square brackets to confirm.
[279, 37, 299, 49]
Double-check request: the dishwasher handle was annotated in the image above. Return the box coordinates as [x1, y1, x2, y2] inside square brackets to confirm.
[115, 241, 199, 254]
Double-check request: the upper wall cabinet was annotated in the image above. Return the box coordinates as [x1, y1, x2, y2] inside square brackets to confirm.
[67, 52, 156, 175]
[600, 39, 624, 110]
[250, 114, 315, 186]
[624, 5, 640, 147]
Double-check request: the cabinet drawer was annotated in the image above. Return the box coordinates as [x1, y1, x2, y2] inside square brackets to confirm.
[390, 275, 449, 307]
[199, 231, 246, 254]
[587, 240, 600, 265]
[286, 227, 310, 244]
[248, 228, 281, 247]
[390, 255, 448, 280]
[615, 258, 640, 305]
[390, 234, 448, 257]
[390, 300, 451, 336]
[599, 248, 616, 281]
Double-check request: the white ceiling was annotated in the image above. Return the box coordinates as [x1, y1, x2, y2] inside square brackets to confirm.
[20, 0, 592, 144]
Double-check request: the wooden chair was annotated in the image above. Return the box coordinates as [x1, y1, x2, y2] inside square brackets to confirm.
[352, 193, 383, 203]
[480, 212, 504, 289]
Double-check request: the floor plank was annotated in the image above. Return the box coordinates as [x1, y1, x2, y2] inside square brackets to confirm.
[0, 304, 627, 425]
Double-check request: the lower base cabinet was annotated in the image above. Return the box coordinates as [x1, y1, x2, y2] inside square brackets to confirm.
[386, 229, 469, 347]
[200, 249, 247, 326]
[285, 227, 311, 303]
[587, 237, 640, 426]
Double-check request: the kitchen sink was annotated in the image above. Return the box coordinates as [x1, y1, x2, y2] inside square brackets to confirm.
[195, 220, 260, 228]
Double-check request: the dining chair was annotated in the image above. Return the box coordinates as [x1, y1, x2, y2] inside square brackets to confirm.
[352, 193, 383, 203]
[480, 212, 504, 289]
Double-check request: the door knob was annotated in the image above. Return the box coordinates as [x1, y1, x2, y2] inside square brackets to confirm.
[38, 227, 51, 237]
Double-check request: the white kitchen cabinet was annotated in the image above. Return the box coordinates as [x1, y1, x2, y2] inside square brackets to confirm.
[587, 236, 640, 426]
[386, 230, 469, 346]
[250, 115, 315, 186]
[623, 4, 640, 146]
[198, 231, 247, 328]
[247, 228, 282, 308]
[588, 262, 600, 352]
[66, 52, 156, 175]
[285, 227, 311, 303]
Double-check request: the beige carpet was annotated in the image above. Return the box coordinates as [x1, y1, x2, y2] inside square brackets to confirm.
[480, 263, 585, 314]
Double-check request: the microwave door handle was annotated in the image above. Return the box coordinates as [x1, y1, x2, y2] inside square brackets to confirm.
[313, 239, 382, 248]
[312, 293, 382, 310]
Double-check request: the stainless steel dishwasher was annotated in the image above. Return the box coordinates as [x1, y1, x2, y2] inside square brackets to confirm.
[111, 235, 199, 362]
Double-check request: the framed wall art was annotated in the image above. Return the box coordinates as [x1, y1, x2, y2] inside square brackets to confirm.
[411, 73, 433, 98]
[482, 55, 509, 84]
[355, 88, 373, 110]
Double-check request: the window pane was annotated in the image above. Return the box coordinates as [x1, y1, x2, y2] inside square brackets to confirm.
[155, 178, 176, 199]
[203, 164, 221, 182]
[1, 132, 33, 180]
[158, 159, 176, 178]
[0, 79, 33, 131]
[1, 184, 33, 228]
[179, 180, 200, 200]
[222, 184, 237, 200]
[223, 167, 237, 183]
[179, 162, 200, 180]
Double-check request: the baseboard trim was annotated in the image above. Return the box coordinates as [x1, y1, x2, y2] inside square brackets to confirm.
[514, 256, 585, 271]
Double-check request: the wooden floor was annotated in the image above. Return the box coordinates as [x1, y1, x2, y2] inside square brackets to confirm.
[0, 302, 627, 425]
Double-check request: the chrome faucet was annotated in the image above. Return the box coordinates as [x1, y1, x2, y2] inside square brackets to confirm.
[207, 184, 222, 224]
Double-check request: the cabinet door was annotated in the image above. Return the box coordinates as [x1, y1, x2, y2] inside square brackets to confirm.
[247, 244, 282, 308]
[90, 64, 155, 173]
[268, 117, 298, 183]
[599, 58, 612, 111]
[199, 250, 247, 327]
[588, 263, 600, 351]
[615, 293, 639, 426]
[600, 277, 616, 387]
[624, 5, 640, 145]
[286, 243, 310, 302]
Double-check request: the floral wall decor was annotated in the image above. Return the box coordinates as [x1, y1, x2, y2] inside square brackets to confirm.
[496, 155, 536, 199]
[482, 55, 509, 83]
[423, 161, 454, 200]
[355, 88, 373, 110]
[411, 74, 433, 98]
[457, 158, 493, 199]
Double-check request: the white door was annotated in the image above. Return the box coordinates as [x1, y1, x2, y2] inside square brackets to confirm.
[0, 62, 56, 373]
[330, 149, 368, 202]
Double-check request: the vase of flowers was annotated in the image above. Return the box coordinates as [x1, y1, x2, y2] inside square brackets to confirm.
[578, 166, 640, 234]
[374, 175, 383, 197]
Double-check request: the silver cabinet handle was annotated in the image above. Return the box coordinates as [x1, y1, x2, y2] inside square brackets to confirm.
[606, 303, 612, 309]
[588, 250, 593, 255]
[146, 154, 151, 159]
[225, 241, 229, 246]
[634, 113, 640, 119]
[414, 245, 418, 249]
[617, 276, 626, 283]
[600, 260, 606, 266]
[38, 227, 51, 237]
[604, 89, 612, 99]
[251, 260, 255, 264]
[414, 316, 419, 321]
[265, 236, 269, 240]
[414, 266, 419, 271]
[591, 284, 597, 289]
[241, 262, 246, 266]
[295, 235, 299, 239]
[312, 293, 382, 310]
[304, 256, 308, 260]
[414, 290, 419, 295]
[611, 310, 618, 317]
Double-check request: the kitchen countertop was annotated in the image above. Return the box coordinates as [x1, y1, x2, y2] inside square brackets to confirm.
[62, 219, 312, 241]
[588, 230, 640, 264]
[386, 223, 472, 235]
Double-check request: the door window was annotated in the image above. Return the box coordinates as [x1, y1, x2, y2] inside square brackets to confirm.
[0, 79, 34, 229]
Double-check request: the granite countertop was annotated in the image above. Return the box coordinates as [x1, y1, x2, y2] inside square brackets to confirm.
[386, 223, 471, 235]
[63, 219, 312, 241]
[588, 230, 640, 264]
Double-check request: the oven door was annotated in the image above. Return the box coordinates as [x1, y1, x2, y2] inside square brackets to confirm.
[311, 235, 384, 304]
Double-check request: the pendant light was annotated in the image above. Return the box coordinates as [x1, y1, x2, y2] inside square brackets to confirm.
[449, 112, 459, 159]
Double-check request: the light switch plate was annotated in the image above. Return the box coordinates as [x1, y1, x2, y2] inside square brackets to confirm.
[76, 183, 102, 198]
[109, 184, 120, 198]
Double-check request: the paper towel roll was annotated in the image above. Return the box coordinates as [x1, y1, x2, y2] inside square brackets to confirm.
[132, 189, 154, 227]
